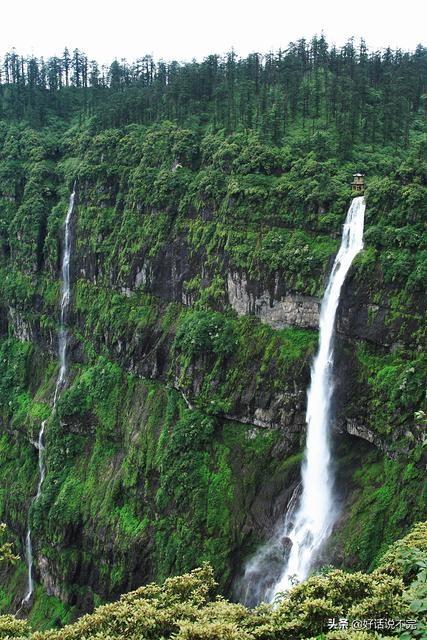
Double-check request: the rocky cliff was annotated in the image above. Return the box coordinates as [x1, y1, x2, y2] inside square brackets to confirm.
[0, 121, 425, 625]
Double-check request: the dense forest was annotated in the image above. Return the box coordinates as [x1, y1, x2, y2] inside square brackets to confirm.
[0, 38, 426, 148]
[0, 36, 425, 639]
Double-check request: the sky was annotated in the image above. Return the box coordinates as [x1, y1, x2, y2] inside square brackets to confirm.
[0, 0, 425, 64]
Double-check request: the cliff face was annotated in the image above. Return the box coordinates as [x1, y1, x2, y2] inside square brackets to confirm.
[0, 121, 425, 621]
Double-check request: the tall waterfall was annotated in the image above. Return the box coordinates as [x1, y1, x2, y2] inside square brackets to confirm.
[54, 182, 75, 403]
[20, 184, 76, 607]
[238, 196, 366, 605]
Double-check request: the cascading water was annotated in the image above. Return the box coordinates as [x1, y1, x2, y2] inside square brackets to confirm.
[21, 420, 46, 607]
[54, 182, 75, 403]
[238, 196, 366, 605]
[20, 183, 76, 607]
[269, 195, 365, 598]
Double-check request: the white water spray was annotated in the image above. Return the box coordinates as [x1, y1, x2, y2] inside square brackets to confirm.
[54, 182, 75, 403]
[238, 196, 365, 605]
[269, 195, 365, 598]
[20, 183, 76, 607]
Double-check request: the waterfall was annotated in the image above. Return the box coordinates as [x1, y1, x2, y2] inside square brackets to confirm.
[21, 420, 46, 607]
[54, 182, 75, 403]
[238, 196, 366, 605]
[20, 183, 76, 607]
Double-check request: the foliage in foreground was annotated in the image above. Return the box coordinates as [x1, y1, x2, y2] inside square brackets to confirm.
[0, 522, 425, 640]
[0, 525, 18, 567]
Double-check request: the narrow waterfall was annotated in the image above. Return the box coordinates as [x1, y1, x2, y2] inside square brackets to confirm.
[54, 182, 75, 403]
[21, 420, 46, 607]
[238, 196, 366, 605]
[20, 183, 76, 607]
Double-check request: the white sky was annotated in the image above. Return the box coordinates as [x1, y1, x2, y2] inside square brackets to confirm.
[1, 0, 425, 64]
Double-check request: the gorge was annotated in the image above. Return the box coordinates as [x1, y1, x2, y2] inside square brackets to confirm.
[0, 40, 425, 637]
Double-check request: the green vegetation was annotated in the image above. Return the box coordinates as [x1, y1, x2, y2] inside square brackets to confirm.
[0, 36, 425, 633]
[0, 39, 425, 152]
[0, 338, 295, 611]
[332, 453, 426, 571]
[26, 587, 74, 632]
[174, 310, 236, 359]
[0, 523, 425, 639]
[355, 343, 426, 439]
[0, 524, 19, 567]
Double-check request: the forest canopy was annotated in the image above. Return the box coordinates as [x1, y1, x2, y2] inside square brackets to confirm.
[0, 37, 425, 152]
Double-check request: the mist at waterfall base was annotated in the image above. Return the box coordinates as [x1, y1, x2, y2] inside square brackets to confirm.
[237, 196, 366, 607]
[20, 184, 76, 608]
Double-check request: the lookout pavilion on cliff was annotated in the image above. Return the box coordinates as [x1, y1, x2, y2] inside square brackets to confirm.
[352, 173, 365, 193]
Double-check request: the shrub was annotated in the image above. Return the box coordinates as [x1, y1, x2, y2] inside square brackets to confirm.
[175, 310, 236, 359]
